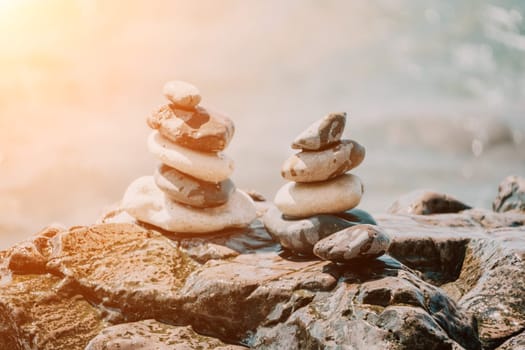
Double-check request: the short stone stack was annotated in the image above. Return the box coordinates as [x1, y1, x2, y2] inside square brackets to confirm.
[121, 80, 256, 233]
[277, 112, 365, 217]
[264, 113, 389, 257]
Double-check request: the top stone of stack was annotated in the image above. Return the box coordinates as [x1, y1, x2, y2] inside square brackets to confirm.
[292, 112, 346, 151]
[163, 80, 201, 108]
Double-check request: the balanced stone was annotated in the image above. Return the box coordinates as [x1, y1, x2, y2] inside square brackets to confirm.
[148, 131, 234, 183]
[281, 140, 365, 182]
[263, 206, 377, 255]
[148, 104, 235, 152]
[154, 164, 235, 208]
[122, 176, 256, 233]
[313, 224, 391, 262]
[274, 173, 363, 218]
[163, 80, 201, 108]
[292, 112, 346, 151]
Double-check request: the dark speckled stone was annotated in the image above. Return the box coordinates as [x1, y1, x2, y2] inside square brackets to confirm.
[154, 164, 235, 208]
[147, 104, 234, 152]
[263, 206, 377, 255]
[313, 224, 391, 262]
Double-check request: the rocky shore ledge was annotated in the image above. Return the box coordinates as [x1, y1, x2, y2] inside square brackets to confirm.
[0, 175, 523, 350]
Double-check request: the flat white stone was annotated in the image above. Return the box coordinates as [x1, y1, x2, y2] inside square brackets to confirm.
[274, 174, 363, 218]
[163, 80, 201, 107]
[121, 176, 257, 233]
[148, 131, 234, 183]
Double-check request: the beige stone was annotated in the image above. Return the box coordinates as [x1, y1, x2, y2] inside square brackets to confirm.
[148, 131, 234, 183]
[121, 176, 256, 233]
[274, 173, 363, 218]
[162, 80, 201, 108]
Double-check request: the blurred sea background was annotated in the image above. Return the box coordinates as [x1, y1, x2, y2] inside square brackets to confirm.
[0, 0, 524, 249]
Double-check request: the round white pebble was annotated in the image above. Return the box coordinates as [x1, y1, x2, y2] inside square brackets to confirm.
[121, 176, 256, 233]
[274, 174, 363, 218]
[148, 131, 234, 183]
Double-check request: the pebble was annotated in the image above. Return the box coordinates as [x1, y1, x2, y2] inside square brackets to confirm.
[281, 140, 365, 182]
[148, 104, 235, 152]
[148, 131, 234, 183]
[263, 206, 377, 255]
[292, 112, 346, 151]
[154, 164, 235, 208]
[274, 173, 363, 218]
[313, 224, 391, 262]
[163, 80, 201, 108]
[388, 190, 471, 215]
[122, 176, 256, 233]
[493, 175, 525, 213]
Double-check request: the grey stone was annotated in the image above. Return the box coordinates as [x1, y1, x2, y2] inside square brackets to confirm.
[3, 205, 525, 349]
[493, 175, 525, 213]
[252, 257, 479, 350]
[313, 224, 391, 262]
[291, 112, 346, 151]
[388, 190, 471, 215]
[281, 139, 366, 182]
[263, 206, 377, 255]
[154, 164, 235, 208]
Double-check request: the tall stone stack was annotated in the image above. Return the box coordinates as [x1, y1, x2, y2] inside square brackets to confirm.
[121, 80, 256, 233]
[264, 113, 374, 254]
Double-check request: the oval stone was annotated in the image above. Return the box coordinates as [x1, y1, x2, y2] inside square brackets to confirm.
[263, 206, 377, 255]
[154, 164, 235, 208]
[281, 140, 365, 182]
[147, 104, 235, 152]
[148, 131, 234, 183]
[292, 112, 346, 151]
[163, 80, 201, 108]
[274, 173, 364, 218]
[122, 176, 256, 233]
[313, 224, 391, 262]
[388, 190, 471, 215]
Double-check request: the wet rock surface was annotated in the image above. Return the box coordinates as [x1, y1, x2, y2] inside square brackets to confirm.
[1, 207, 524, 349]
[86, 319, 245, 350]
